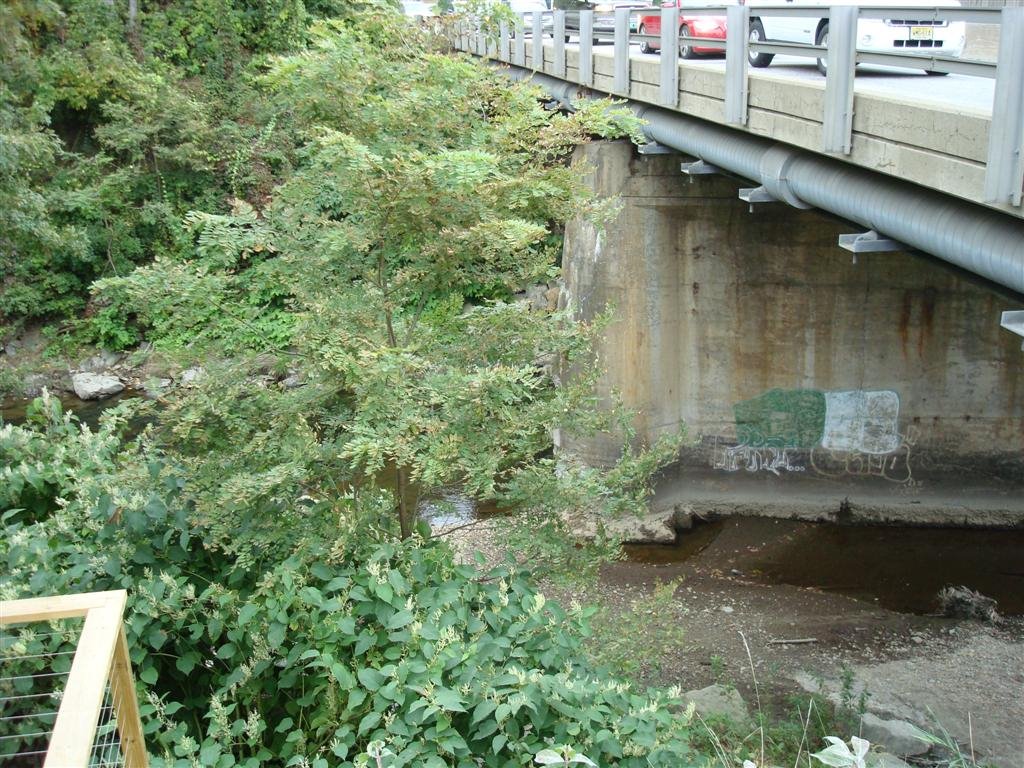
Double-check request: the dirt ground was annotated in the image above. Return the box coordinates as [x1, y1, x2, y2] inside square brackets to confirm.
[443, 515, 1024, 768]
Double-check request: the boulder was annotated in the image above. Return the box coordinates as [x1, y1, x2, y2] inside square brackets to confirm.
[22, 374, 52, 397]
[684, 684, 751, 723]
[77, 349, 123, 372]
[179, 367, 205, 386]
[859, 714, 930, 757]
[280, 371, 304, 389]
[564, 507, 678, 544]
[71, 373, 124, 401]
[525, 284, 549, 311]
[144, 377, 172, 398]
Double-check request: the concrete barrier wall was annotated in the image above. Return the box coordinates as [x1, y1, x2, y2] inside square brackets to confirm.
[562, 141, 1024, 525]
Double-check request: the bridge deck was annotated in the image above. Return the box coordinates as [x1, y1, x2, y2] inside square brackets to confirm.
[454, 20, 1021, 220]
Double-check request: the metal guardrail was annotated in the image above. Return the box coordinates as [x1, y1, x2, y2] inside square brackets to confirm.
[458, 4, 1024, 208]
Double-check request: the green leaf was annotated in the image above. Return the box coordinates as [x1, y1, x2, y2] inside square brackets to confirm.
[434, 688, 466, 712]
[217, 642, 237, 659]
[357, 667, 385, 690]
[387, 609, 414, 630]
[492, 734, 507, 754]
[331, 663, 356, 689]
[238, 604, 260, 625]
[268, 622, 286, 649]
[358, 711, 382, 735]
[472, 699, 498, 724]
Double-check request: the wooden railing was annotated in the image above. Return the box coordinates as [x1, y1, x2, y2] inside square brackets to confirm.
[0, 590, 148, 767]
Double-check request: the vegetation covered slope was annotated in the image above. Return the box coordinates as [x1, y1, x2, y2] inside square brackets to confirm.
[0, 1, 705, 766]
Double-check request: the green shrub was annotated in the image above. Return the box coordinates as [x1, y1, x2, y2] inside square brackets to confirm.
[1, 399, 697, 767]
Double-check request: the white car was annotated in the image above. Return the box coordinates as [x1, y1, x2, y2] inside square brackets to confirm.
[402, 0, 437, 17]
[505, 0, 548, 12]
[746, 0, 966, 75]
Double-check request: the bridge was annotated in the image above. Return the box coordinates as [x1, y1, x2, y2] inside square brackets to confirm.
[451, 6, 1024, 297]
[450, 7, 1024, 531]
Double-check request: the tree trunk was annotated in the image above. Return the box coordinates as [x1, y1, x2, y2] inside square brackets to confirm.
[127, 0, 142, 61]
[396, 465, 412, 539]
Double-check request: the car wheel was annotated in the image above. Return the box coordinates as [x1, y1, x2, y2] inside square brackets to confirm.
[815, 22, 828, 75]
[679, 23, 696, 59]
[748, 19, 774, 68]
[639, 23, 654, 54]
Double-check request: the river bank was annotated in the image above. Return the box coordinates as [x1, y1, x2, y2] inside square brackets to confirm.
[437, 513, 1024, 767]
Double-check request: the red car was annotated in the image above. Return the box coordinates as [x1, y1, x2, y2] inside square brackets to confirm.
[637, 0, 727, 58]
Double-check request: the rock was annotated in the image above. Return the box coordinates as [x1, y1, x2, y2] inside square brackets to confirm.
[674, 503, 695, 529]
[22, 374, 51, 397]
[936, 585, 1001, 623]
[867, 753, 914, 768]
[280, 374, 304, 389]
[684, 684, 750, 723]
[77, 349, 122, 372]
[544, 286, 560, 311]
[563, 507, 678, 544]
[143, 377, 172, 398]
[720, 606, 734, 614]
[525, 284, 549, 311]
[71, 372, 124, 401]
[859, 714, 930, 757]
[179, 367, 205, 386]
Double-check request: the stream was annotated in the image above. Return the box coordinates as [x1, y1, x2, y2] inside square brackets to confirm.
[7, 393, 1022, 617]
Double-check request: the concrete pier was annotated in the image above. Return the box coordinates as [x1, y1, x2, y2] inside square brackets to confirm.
[561, 141, 1024, 526]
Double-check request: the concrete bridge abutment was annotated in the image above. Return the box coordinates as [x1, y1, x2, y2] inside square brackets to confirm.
[561, 140, 1024, 527]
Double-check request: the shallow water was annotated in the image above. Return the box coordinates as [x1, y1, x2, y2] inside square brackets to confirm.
[1, 391, 141, 428]
[420, 489, 1024, 616]
[627, 516, 1024, 616]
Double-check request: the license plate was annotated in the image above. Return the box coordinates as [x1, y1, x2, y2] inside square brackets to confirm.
[910, 26, 934, 40]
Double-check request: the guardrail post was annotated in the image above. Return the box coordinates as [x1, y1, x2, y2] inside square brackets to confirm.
[985, 6, 1024, 206]
[822, 5, 857, 154]
[725, 4, 749, 125]
[614, 7, 630, 94]
[660, 6, 679, 107]
[532, 11, 543, 70]
[499, 21, 510, 61]
[514, 14, 526, 66]
[553, 10, 566, 77]
[579, 10, 594, 85]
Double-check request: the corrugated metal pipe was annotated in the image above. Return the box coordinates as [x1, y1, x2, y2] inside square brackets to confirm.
[505, 66, 1024, 296]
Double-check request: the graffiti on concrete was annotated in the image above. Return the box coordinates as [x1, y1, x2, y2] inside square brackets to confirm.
[713, 387, 910, 481]
[714, 443, 806, 476]
[734, 388, 826, 449]
[820, 390, 900, 454]
[810, 425, 918, 484]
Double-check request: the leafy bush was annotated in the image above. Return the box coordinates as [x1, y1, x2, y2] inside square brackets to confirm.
[0, 392, 130, 524]
[1, 399, 697, 767]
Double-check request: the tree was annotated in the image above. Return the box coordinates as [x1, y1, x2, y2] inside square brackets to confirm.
[99, 13, 675, 549]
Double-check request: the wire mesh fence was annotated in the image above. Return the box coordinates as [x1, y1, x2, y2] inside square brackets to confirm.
[0, 619, 82, 766]
[0, 592, 146, 768]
